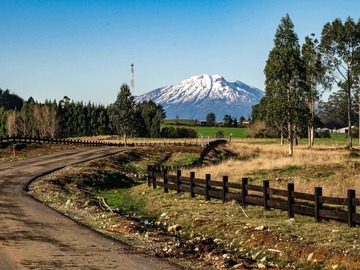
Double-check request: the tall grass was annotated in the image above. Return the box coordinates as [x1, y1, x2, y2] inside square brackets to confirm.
[182, 142, 359, 197]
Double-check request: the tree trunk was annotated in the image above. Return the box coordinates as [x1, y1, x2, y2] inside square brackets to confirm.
[281, 132, 284, 145]
[288, 123, 293, 156]
[347, 86, 352, 149]
[288, 136, 294, 156]
[309, 94, 315, 148]
[310, 126, 314, 146]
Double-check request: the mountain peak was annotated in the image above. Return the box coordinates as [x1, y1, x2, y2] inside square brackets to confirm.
[136, 74, 264, 119]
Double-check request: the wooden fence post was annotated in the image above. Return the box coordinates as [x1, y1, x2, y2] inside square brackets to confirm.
[241, 178, 248, 206]
[176, 170, 181, 193]
[205, 174, 211, 201]
[163, 168, 168, 193]
[263, 180, 270, 211]
[152, 167, 156, 189]
[315, 187, 322, 223]
[287, 183, 294, 218]
[190, 172, 195, 198]
[147, 165, 152, 187]
[348, 189, 356, 227]
[222, 176, 228, 203]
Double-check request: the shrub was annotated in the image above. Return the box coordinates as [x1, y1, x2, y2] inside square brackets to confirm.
[215, 130, 224, 138]
[315, 130, 331, 138]
[161, 127, 197, 138]
[248, 121, 276, 138]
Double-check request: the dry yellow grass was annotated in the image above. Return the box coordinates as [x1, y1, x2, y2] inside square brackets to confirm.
[181, 142, 358, 197]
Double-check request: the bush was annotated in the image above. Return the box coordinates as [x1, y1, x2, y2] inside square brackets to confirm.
[215, 130, 224, 138]
[315, 130, 331, 138]
[161, 127, 197, 138]
[247, 121, 277, 138]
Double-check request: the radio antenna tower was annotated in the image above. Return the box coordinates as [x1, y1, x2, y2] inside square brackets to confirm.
[130, 63, 135, 94]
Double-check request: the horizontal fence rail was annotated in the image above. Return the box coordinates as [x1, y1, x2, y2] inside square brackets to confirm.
[147, 166, 359, 228]
[0, 136, 201, 148]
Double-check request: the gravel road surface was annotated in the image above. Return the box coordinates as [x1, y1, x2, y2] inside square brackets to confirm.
[0, 147, 181, 270]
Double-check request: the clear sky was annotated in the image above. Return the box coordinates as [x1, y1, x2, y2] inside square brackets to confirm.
[1, 0, 360, 104]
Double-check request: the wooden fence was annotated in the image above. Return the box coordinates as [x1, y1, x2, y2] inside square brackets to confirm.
[0, 136, 201, 148]
[147, 166, 360, 227]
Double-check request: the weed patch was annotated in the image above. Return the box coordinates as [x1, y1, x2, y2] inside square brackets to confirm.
[280, 165, 301, 173]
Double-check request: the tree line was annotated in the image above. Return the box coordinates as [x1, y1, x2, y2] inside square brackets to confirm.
[0, 84, 165, 139]
[251, 14, 360, 155]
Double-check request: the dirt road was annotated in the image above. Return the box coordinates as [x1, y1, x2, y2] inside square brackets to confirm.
[0, 147, 181, 270]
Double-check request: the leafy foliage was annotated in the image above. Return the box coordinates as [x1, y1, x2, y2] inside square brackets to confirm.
[161, 126, 197, 138]
[263, 14, 309, 155]
[0, 89, 23, 110]
[206, 112, 216, 126]
[320, 17, 360, 148]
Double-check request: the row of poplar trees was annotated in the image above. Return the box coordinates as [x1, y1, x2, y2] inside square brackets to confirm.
[254, 14, 360, 156]
[0, 84, 165, 139]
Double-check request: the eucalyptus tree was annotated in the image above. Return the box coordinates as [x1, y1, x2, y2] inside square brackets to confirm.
[264, 14, 308, 156]
[301, 34, 327, 147]
[318, 91, 352, 129]
[320, 17, 360, 148]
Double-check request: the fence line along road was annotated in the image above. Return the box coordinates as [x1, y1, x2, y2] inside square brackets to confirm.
[148, 166, 360, 228]
[0, 136, 202, 148]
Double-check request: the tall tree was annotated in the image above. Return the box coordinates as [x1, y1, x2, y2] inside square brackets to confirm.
[264, 14, 308, 156]
[112, 84, 137, 142]
[0, 89, 23, 110]
[320, 17, 360, 148]
[6, 110, 17, 137]
[0, 108, 7, 137]
[134, 100, 165, 138]
[318, 91, 352, 129]
[206, 112, 216, 126]
[301, 34, 327, 147]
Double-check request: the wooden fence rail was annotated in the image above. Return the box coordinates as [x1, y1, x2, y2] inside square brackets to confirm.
[147, 166, 359, 227]
[0, 136, 201, 148]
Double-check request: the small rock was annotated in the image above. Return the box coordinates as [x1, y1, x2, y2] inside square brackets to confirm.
[214, 238, 222, 244]
[258, 263, 266, 269]
[260, 256, 267, 262]
[307, 252, 314, 261]
[255, 225, 267, 231]
[65, 199, 71, 208]
[167, 224, 182, 233]
[252, 251, 261, 260]
[222, 253, 230, 259]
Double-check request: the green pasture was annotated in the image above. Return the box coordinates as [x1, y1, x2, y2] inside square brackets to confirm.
[161, 124, 249, 139]
[160, 124, 356, 144]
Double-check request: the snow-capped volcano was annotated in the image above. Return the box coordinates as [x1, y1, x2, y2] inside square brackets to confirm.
[136, 74, 264, 120]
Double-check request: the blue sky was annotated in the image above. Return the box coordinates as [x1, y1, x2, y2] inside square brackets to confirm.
[1, 0, 360, 104]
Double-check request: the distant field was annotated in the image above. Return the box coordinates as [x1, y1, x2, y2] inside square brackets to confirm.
[162, 119, 197, 125]
[161, 124, 249, 139]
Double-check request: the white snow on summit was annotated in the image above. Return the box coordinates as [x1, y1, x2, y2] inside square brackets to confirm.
[136, 74, 264, 119]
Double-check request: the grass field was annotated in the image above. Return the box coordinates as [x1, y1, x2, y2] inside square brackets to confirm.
[161, 124, 249, 138]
